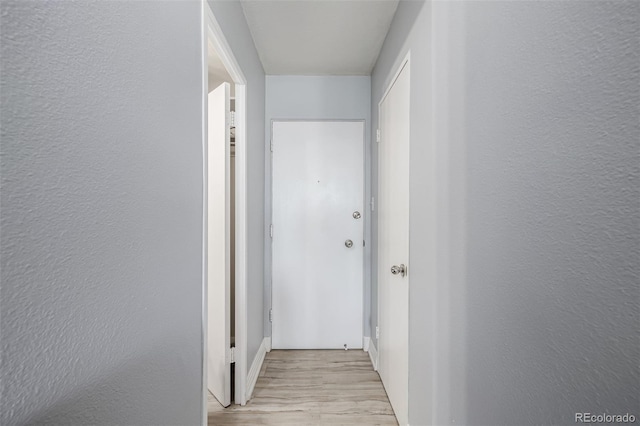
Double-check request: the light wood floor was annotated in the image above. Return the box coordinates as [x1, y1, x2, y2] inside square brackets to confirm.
[208, 350, 398, 425]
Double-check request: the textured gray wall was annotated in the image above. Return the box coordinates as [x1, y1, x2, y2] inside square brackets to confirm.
[461, 2, 639, 424]
[1, 1, 204, 425]
[208, 0, 266, 369]
[263, 76, 372, 339]
[372, 0, 639, 425]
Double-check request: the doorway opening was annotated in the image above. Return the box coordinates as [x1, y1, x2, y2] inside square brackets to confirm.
[202, 1, 249, 422]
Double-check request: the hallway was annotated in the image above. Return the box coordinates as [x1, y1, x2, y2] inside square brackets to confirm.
[2, 2, 638, 425]
[208, 350, 397, 425]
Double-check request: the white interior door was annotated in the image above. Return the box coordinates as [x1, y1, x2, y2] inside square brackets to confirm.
[378, 62, 410, 425]
[272, 121, 364, 349]
[207, 82, 231, 407]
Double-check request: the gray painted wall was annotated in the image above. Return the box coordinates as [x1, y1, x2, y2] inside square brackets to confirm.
[1, 2, 204, 425]
[208, 0, 266, 369]
[263, 76, 372, 339]
[372, 1, 639, 424]
[459, 2, 639, 424]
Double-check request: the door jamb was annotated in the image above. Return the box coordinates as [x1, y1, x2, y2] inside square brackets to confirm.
[202, 1, 249, 423]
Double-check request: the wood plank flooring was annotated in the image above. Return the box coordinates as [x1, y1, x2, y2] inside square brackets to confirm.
[208, 350, 398, 425]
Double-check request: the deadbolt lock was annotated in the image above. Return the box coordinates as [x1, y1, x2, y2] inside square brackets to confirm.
[352, 211, 361, 219]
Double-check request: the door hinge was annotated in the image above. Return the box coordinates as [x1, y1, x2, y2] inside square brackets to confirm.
[230, 111, 235, 128]
[376, 326, 380, 339]
[269, 309, 273, 323]
[370, 197, 375, 212]
[270, 139, 273, 152]
[270, 224, 273, 238]
[376, 129, 380, 143]
[230, 347, 236, 364]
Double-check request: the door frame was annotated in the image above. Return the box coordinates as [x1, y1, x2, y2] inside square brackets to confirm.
[376, 52, 411, 425]
[375, 52, 411, 368]
[269, 119, 367, 346]
[201, 1, 248, 423]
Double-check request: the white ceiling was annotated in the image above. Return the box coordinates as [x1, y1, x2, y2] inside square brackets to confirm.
[240, 0, 399, 75]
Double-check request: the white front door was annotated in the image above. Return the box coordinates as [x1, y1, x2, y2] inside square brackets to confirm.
[378, 61, 410, 425]
[207, 82, 231, 407]
[272, 121, 364, 349]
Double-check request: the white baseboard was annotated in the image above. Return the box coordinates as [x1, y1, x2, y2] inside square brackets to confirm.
[368, 339, 378, 371]
[363, 336, 370, 352]
[246, 337, 268, 401]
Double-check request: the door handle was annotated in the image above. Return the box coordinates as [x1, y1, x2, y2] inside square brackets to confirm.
[345, 239, 353, 248]
[391, 264, 407, 277]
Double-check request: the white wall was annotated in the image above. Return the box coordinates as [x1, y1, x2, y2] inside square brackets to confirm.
[372, 1, 639, 424]
[264, 76, 372, 339]
[207, 0, 266, 371]
[0, 2, 204, 425]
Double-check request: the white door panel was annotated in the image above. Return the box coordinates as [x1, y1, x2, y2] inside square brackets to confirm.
[272, 121, 364, 349]
[378, 62, 410, 425]
[207, 82, 231, 407]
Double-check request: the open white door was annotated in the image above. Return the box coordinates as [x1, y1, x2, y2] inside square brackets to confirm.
[378, 60, 410, 425]
[207, 82, 231, 407]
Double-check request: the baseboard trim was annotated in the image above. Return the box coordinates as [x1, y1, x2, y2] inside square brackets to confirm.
[368, 339, 378, 371]
[246, 337, 268, 401]
[363, 336, 370, 352]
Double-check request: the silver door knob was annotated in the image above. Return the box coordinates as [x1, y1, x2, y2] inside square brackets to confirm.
[352, 211, 361, 219]
[391, 264, 407, 277]
[345, 239, 353, 248]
